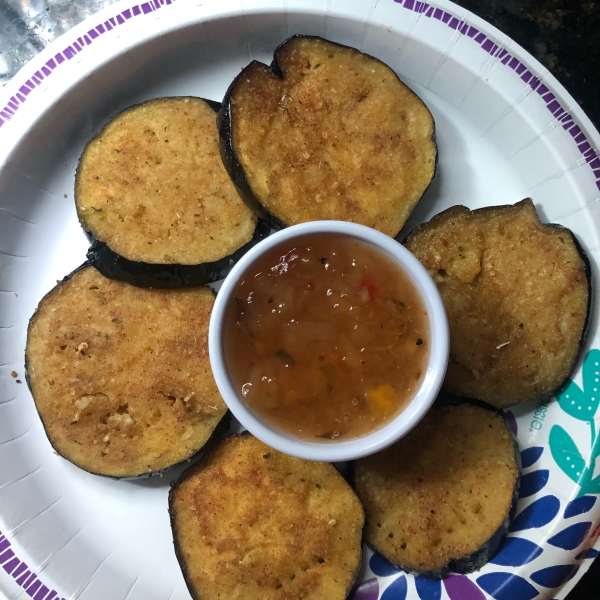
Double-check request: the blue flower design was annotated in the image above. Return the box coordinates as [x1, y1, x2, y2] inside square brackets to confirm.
[547, 522, 592, 550]
[510, 495, 560, 532]
[369, 553, 400, 577]
[519, 470, 550, 498]
[414, 575, 441, 600]
[476, 572, 538, 600]
[490, 537, 543, 566]
[530, 564, 578, 588]
[380, 574, 407, 600]
[521, 446, 544, 469]
[564, 496, 596, 518]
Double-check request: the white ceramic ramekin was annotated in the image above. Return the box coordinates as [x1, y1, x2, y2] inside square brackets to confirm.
[209, 220, 449, 462]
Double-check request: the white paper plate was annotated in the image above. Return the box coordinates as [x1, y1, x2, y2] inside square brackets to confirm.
[0, 1, 599, 599]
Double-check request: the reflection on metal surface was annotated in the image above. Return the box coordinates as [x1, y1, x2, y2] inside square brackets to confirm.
[0, 0, 121, 84]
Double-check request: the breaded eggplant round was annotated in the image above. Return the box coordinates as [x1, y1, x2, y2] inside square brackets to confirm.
[169, 433, 365, 600]
[404, 199, 591, 408]
[25, 265, 227, 477]
[355, 403, 519, 577]
[220, 35, 436, 235]
[75, 97, 257, 284]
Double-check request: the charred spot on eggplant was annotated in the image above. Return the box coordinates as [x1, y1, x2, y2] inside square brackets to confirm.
[355, 403, 520, 578]
[404, 199, 591, 409]
[25, 265, 227, 478]
[169, 433, 365, 600]
[75, 97, 257, 285]
[219, 35, 437, 236]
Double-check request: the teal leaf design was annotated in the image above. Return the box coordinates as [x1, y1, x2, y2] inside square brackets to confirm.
[551, 351, 600, 496]
[583, 474, 600, 495]
[557, 379, 596, 422]
[549, 425, 587, 484]
[583, 349, 600, 388]
[556, 350, 600, 442]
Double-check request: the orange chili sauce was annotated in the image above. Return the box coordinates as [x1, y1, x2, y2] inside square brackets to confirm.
[224, 234, 430, 441]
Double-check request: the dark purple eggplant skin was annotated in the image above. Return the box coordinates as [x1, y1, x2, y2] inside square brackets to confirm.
[217, 66, 287, 231]
[551, 223, 593, 356]
[217, 35, 438, 235]
[444, 423, 522, 578]
[24, 262, 232, 479]
[202, 98, 222, 113]
[86, 218, 270, 289]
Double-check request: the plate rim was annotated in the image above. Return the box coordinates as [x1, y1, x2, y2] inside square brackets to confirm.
[0, 1, 599, 599]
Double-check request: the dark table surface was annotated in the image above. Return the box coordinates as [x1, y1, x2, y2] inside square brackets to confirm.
[1, 0, 599, 598]
[455, 2, 600, 597]
[455, 0, 599, 131]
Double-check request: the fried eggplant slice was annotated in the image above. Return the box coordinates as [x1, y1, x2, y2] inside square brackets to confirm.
[75, 97, 257, 286]
[169, 433, 365, 600]
[25, 265, 227, 477]
[219, 35, 436, 235]
[404, 199, 591, 408]
[355, 403, 520, 577]
[86, 218, 270, 289]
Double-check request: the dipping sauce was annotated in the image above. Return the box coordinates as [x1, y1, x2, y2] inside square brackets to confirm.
[224, 234, 430, 441]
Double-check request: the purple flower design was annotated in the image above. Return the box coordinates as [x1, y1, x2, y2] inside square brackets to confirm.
[443, 574, 486, 600]
[350, 577, 379, 600]
[505, 411, 518, 436]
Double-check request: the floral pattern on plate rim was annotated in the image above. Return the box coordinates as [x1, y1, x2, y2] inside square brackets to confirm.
[356, 350, 600, 600]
